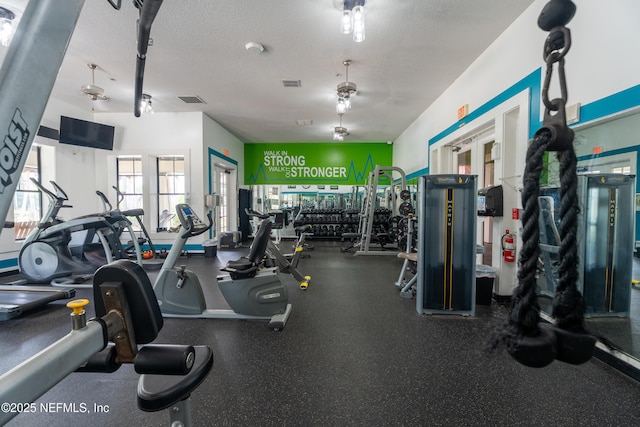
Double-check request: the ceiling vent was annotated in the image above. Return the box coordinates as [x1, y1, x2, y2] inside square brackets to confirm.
[178, 95, 206, 104]
[282, 79, 301, 88]
[296, 119, 313, 126]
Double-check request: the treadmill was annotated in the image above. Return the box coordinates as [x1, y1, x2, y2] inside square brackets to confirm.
[0, 286, 76, 320]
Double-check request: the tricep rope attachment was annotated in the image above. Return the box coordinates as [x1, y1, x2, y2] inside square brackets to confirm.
[491, 0, 599, 368]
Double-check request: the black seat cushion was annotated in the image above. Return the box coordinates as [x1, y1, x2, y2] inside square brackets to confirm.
[225, 257, 254, 271]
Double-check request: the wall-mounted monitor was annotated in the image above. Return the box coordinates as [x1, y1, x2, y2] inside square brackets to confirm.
[58, 116, 115, 151]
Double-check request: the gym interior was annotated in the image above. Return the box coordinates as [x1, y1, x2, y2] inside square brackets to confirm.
[1, 0, 640, 426]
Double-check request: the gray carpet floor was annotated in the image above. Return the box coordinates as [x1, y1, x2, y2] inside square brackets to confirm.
[1, 241, 639, 426]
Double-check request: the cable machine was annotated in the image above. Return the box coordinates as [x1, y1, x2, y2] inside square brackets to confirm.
[416, 175, 477, 316]
[539, 174, 634, 317]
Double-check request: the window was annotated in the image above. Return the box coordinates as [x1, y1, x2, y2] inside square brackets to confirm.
[116, 156, 143, 229]
[14, 147, 41, 240]
[612, 166, 631, 174]
[219, 169, 228, 232]
[157, 156, 185, 230]
[457, 150, 471, 175]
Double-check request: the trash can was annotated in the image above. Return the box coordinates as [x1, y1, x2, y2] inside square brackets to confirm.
[475, 265, 496, 305]
[203, 239, 218, 258]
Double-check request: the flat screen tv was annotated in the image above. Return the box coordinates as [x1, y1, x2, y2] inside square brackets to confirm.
[58, 116, 115, 151]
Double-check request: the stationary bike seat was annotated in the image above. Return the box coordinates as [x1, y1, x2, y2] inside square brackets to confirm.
[225, 257, 254, 271]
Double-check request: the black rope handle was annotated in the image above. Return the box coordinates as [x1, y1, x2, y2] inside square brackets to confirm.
[491, 0, 600, 368]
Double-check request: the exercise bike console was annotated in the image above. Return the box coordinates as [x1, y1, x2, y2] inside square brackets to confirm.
[175, 203, 212, 238]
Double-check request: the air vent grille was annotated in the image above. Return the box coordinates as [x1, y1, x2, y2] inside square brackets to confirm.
[178, 96, 207, 104]
[282, 79, 301, 88]
[296, 119, 313, 126]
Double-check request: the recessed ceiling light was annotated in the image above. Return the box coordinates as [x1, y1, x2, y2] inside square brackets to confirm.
[245, 42, 264, 54]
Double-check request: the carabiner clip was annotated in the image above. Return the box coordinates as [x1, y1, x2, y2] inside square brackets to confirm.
[535, 99, 574, 152]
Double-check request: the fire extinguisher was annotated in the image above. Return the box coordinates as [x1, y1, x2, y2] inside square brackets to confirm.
[501, 230, 515, 263]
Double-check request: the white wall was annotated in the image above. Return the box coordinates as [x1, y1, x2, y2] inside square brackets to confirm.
[0, 104, 245, 265]
[394, 0, 640, 176]
[93, 111, 204, 247]
[202, 113, 245, 236]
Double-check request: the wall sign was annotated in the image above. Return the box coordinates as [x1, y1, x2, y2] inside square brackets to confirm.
[244, 143, 392, 185]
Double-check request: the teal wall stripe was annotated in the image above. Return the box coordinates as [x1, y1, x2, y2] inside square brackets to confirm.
[0, 258, 18, 270]
[208, 148, 238, 167]
[428, 68, 542, 147]
[575, 85, 640, 126]
[407, 167, 429, 181]
[576, 145, 640, 163]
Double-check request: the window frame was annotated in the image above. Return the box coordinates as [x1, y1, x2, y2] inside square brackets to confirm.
[14, 146, 42, 240]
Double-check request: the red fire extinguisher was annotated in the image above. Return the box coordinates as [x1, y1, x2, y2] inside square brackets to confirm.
[502, 230, 515, 263]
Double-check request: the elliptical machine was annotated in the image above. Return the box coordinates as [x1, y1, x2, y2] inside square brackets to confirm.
[153, 203, 292, 330]
[19, 179, 120, 284]
[96, 186, 163, 270]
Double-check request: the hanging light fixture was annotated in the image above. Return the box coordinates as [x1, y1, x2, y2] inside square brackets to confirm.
[0, 6, 16, 47]
[351, 1, 365, 42]
[81, 63, 109, 101]
[340, 7, 353, 34]
[336, 95, 350, 115]
[341, 0, 365, 43]
[336, 59, 356, 114]
[140, 93, 154, 114]
[333, 114, 348, 141]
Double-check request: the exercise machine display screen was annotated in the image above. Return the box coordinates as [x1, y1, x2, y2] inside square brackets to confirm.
[176, 203, 207, 231]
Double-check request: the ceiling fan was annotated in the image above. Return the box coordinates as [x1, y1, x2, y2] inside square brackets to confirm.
[81, 63, 109, 101]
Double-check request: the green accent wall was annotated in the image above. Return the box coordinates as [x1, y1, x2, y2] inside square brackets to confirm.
[244, 143, 392, 185]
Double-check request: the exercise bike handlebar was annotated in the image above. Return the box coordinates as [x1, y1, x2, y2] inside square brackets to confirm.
[181, 211, 213, 239]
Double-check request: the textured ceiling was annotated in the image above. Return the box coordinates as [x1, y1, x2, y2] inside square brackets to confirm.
[0, 0, 535, 143]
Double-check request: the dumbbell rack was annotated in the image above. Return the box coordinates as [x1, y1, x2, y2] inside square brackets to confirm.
[295, 209, 345, 239]
[294, 208, 392, 240]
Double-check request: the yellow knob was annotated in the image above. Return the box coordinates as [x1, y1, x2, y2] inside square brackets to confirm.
[67, 299, 90, 315]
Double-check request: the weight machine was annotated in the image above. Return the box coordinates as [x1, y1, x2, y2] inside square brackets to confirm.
[416, 175, 477, 316]
[352, 165, 407, 256]
[394, 189, 418, 298]
[538, 174, 634, 317]
[0, 261, 213, 426]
